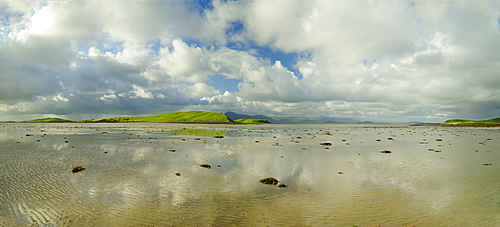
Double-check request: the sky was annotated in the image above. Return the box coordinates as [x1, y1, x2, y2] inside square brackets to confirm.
[0, 0, 499, 122]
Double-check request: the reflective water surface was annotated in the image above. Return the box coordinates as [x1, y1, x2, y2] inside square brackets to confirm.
[0, 123, 499, 226]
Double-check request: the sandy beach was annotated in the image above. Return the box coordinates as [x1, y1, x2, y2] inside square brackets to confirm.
[0, 123, 498, 226]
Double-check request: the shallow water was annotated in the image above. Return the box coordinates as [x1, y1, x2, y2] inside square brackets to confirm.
[0, 123, 499, 226]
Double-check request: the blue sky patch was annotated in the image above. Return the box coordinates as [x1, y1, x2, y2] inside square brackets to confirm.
[207, 74, 242, 93]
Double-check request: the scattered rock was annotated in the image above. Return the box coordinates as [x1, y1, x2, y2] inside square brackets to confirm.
[379, 150, 392, 154]
[175, 172, 181, 176]
[200, 164, 211, 169]
[320, 142, 332, 146]
[71, 165, 85, 173]
[213, 135, 224, 138]
[436, 138, 443, 141]
[338, 171, 344, 174]
[259, 177, 284, 187]
[483, 163, 492, 166]
[169, 149, 176, 152]
[26, 134, 34, 136]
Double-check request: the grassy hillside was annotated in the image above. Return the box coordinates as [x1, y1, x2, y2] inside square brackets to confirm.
[83, 111, 233, 123]
[233, 118, 270, 124]
[24, 118, 73, 123]
[444, 117, 500, 124]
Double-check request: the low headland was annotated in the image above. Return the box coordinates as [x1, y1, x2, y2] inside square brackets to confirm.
[23, 118, 74, 123]
[81, 111, 270, 124]
[411, 117, 500, 127]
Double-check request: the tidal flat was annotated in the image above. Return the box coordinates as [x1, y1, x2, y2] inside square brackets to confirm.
[0, 123, 499, 226]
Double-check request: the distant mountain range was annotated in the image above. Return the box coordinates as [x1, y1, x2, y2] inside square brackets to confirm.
[224, 112, 360, 124]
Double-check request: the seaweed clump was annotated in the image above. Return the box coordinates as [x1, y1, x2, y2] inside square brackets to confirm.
[259, 177, 287, 188]
[71, 165, 85, 173]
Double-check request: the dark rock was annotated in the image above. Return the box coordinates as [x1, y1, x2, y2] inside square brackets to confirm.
[200, 164, 211, 169]
[259, 177, 287, 188]
[71, 165, 85, 173]
[259, 177, 279, 185]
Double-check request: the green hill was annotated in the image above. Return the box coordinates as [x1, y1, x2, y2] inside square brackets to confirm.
[233, 118, 270, 124]
[444, 117, 500, 124]
[24, 118, 73, 123]
[83, 111, 233, 123]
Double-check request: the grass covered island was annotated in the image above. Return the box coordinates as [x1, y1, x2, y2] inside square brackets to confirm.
[444, 117, 500, 124]
[82, 111, 270, 124]
[23, 118, 74, 123]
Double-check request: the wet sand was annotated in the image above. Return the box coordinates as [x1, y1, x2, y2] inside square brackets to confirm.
[0, 123, 499, 226]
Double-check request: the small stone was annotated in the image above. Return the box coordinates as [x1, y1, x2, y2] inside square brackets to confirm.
[175, 172, 181, 176]
[379, 150, 392, 154]
[200, 164, 211, 169]
[259, 177, 279, 185]
[70, 165, 85, 173]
